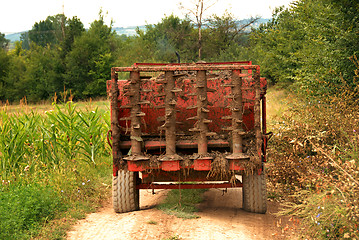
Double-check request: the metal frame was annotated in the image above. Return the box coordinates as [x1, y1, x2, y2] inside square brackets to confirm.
[110, 62, 267, 188]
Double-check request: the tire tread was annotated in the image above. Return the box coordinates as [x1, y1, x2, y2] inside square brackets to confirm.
[112, 170, 139, 213]
[242, 172, 267, 214]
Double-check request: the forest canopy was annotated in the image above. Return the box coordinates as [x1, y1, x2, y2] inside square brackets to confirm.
[0, 0, 358, 102]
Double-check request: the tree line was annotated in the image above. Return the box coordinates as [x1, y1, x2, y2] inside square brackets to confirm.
[0, 0, 358, 103]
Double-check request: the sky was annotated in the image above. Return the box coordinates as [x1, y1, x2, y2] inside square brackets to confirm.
[1, 0, 294, 34]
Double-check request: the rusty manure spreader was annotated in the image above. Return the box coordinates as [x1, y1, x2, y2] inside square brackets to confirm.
[107, 61, 270, 214]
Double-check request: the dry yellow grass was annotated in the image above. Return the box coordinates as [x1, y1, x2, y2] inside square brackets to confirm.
[265, 87, 291, 129]
[0, 98, 109, 114]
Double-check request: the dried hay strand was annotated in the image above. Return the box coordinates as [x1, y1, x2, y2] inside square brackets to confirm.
[180, 155, 193, 176]
[207, 152, 230, 180]
[148, 155, 161, 169]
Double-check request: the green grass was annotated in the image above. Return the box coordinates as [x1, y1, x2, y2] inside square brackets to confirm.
[162, 236, 181, 240]
[0, 184, 63, 239]
[147, 220, 158, 225]
[157, 188, 207, 219]
[0, 100, 112, 239]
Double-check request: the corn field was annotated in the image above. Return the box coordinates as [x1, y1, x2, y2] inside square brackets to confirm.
[0, 101, 111, 182]
[0, 101, 112, 239]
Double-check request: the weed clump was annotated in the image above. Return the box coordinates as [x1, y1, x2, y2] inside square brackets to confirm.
[0, 184, 63, 239]
[157, 188, 207, 219]
[267, 84, 359, 239]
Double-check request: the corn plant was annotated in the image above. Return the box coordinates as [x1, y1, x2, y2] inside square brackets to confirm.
[75, 108, 108, 164]
[0, 111, 41, 179]
[0, 101, 111, 183]
[46, 102, 82, 162]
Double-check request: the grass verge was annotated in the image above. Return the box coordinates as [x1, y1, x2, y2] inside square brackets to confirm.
[157, 189, 207, 219]
[266, 87, 359, 239]
[0, 100, 112, 239]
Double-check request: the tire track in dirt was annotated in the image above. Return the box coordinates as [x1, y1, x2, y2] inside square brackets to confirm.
[67, 188, 297, 240]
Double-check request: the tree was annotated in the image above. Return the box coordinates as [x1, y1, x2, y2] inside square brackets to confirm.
[0, 48, 10, 100]
[61, 16, 85, 56]
[20, 32, 30, 50]
[0, 33, 10, 99]
[251, 0, 359, 94]
[143, 15, 196, 62]
[26, 14, 67, 48]
[251, 6, 304, 85]
[180, 0, 218, 60]
[203, 12, 259, 59]
[0, 32, 10, 50]
[28, 18, 57, 47]
[18, 44, 63, 102]
[64, 13, 116, 98]
[2, 51, 27, 102]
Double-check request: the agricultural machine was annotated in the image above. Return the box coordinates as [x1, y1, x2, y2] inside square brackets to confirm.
[107, 61, 269, 214]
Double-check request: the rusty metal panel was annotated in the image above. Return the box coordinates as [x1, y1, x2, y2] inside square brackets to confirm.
[161, 161, 180, 171]
[193, 159, 212, 171]
[136, 182, 243, 189]
[127, 161, 147, 172]
[114, 76, 264, 135]
[108, 61, 268, 179]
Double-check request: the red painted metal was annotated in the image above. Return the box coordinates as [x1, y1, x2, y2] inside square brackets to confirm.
[106, 130, 112, 149]
[118, 139, 230, 150]
[127, 161, 148, 172]
[262, 95, 267, 162]
[193, 159, 212, 171]
[108, 61, 269, 188]
[141, 170, 230, 182]
[161, 161, 180, 171]
[126, 158, 247, 172]
[113, 64, 259, 72]
[136, 182, 243, 189]
[229, 160, 246, 171]
[115, 76, 265, 136]
[113, 165, 119, 176]
[133, 61, 252, 67]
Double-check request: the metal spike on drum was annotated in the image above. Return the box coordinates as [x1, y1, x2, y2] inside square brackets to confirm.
[221, 116, 232, 120]
[109, 62, 269, 211]
[120, 104, 133, 109]
[226, 69, 247, 160]
[119, 117, 131, 121]
[186, 105, 197, 110]
[123, 71, 149, 161]
[141, 89, 153, 93]
[159, 71, 182, 161]
[254, 67, 262, 165]
[171, 88, 182, 93]
[187, 116, 199, 120]
[196, 70, 211, 157]
[138, 100, 150, 105]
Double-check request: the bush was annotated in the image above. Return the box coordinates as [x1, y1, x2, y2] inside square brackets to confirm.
[0, 184, 64, 239]
[267, 87, 359, 239]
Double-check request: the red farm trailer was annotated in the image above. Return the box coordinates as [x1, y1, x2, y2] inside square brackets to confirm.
[107, 61, 269, 214]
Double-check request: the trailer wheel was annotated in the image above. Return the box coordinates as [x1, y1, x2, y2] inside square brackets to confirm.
[242, 171, 267, 214]
[112, 169, 139, 213]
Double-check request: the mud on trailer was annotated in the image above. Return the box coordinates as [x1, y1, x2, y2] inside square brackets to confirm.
[107, 61, 270, 214]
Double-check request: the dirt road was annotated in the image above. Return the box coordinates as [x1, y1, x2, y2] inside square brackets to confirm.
[67, 188, 297, 240]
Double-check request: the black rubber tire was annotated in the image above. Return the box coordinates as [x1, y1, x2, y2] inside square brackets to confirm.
[112, 169, 139, 213]
[242, 171, 267, 214]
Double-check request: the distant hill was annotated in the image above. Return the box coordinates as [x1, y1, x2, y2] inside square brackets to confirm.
[5, 32, 24, 42]
[113, 26, 146, 37]
[4, 26, 145, 42]
[5, 18, 269, 42]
